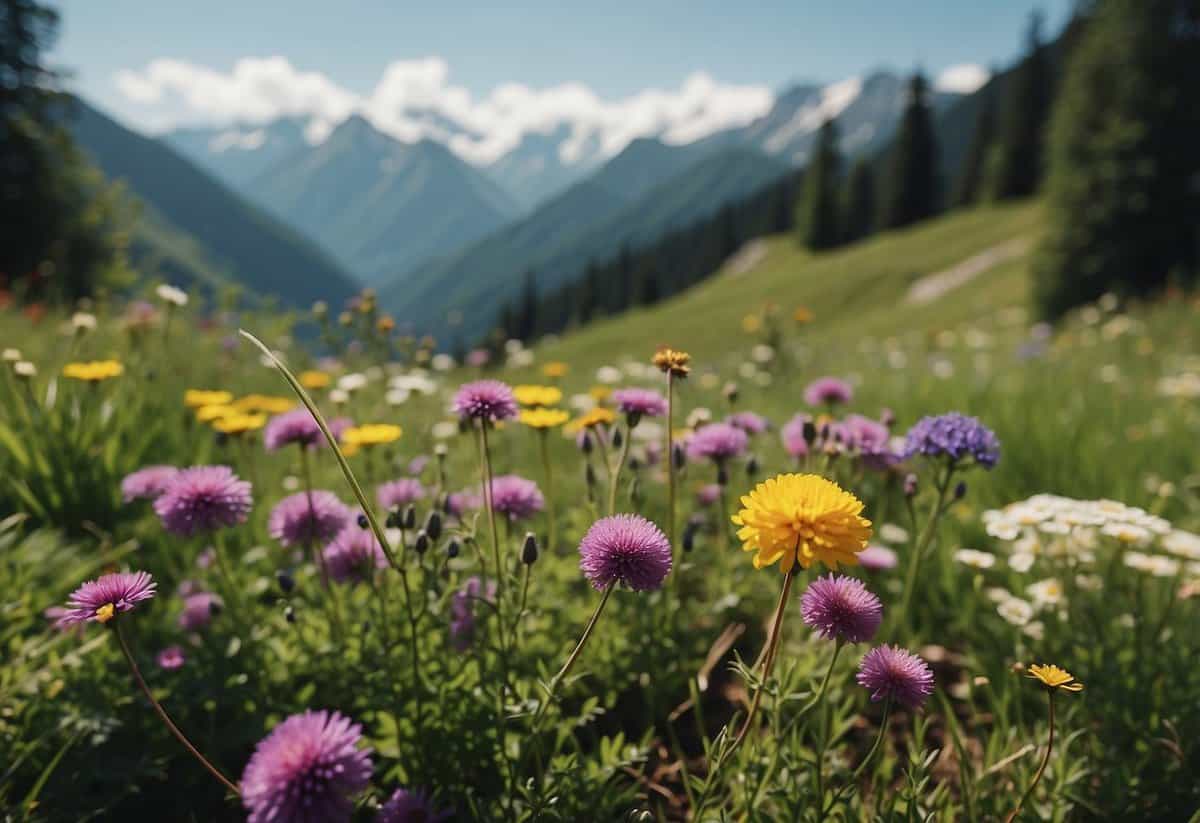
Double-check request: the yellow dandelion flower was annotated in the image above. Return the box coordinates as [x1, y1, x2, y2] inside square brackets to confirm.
[742, 314, 762, 334]
[184, 389, 234, 408]
[519, 408, 570, 429]
[652, 347, 691, 378]
[793, 306, 814, 324]
[541, 361, 569, 379]
[234, 394, 296, 414]
[567, 407, 617, 434]
[513, 384, 563, 407]
[213, 413, 267, 435]
[62, 360, 124, 382]
[732, 473, 872, 573]
[341, 423, 403, 447]
[299, 370, 332, 390]
[1026, 664, 1084, 693]
[195, 404, 237, 423]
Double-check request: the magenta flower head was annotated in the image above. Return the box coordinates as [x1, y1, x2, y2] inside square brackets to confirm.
[686, 422, 749, 463]
[121, 465, 179, 503]
[263, 409, 323, 451]
[726, 411, 770, 435]
[857, 545, 899, 571]
[445, 489, 482, 519]
[379, 788, 451, 823]
[612, 388, 668, 422]
[452, 379, 518, 422]
[903, 413, 1000, 469]
[695, 484, 722, 507]
[579, 514, 672, 592]
[857, 645, 935, 709]
[490, 474, 545, 522]
[801, 574, 883, 644]
[153, 465, 253, 537]
[836, 415, 899, 470]
[327, 416, 355, 442]
[241, 709, 373, 823]
[56, 571, 156, 627]
[377, 478, 427, 511]
[268, 491, 350, 547]
[157, 645, 186, 670]
[781, 414, 810, 459]
[804, 376, 853, 407]
[179, 591, 222, 631]
[323, 526, 388, 583]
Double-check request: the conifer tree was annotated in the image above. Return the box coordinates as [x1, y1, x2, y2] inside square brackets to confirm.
[515, 269, 537, 340]
[991, 11, 1053, 199]
[952, 79, 996, 207]
[796, 119, 842, 250]
[841, 158, 875, 243]
[879, 72, 939, 229]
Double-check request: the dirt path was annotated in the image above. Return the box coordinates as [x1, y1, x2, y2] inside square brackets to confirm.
[905, 236, 1033, 305]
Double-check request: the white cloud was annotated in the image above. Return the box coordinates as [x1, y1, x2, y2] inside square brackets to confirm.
[112, 56, 774, 166]
[934, 63, 990, 95]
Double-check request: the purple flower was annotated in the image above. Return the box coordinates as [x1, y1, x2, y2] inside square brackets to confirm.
[836, 415, 900, 470]
[856, 645, 935, 709]
[328, 416, 355, 442]
[857, 545, 899, 571]
[377, 478, 427, 511]
[55, 571, 156, 627]
[269, 491, 351, 547]
[686, 422, 749, 463]
[179, 591, 222, 631]
[800, 575, 883, 644]
[407, 455, 430, 476]
[465, 348, 490, 368]
[579, 514, 672, 592]
[241, 709, 373, 823]
[612, 388, 668, 419]
[449, 576, 496, 651]
[445, 489, 482, 519]
[695, 484, 722, 507]
[804, 376, 853, 407]
[323, 526, 388, 583]
[781, 414, 810, 459]
[489, 475, 544, 521]
[903, 413, 1000, 468]
[153, 466, 253, 537]
[378, 787, 451, 823]
[725, 411, 770, 435]
[452, 379, 517, 422]
[121, 465, 179, 503]
[263, 409, 323, 451]
[157, 645, 186, 670]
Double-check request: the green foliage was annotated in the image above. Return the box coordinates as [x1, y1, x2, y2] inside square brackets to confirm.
[951, 81, 996, 208]
[841, 159, 876, 244]
[991, 12, 1054, 200]
[879, 73, 940, 230]
[796, 119, 843, 251]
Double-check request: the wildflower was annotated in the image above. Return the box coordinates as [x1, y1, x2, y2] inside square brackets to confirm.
[268, 492, 351, 547]
[725, 411, 770, 435]
[263, 409, 324, 451]
[490, 475, 545, 522]
[184, 389, 234, 408]
[612, 388, 668, 419]
[453, 380, 518, 422]
[336, 373, 369, 393]
[804, 376, 853, 407]
[878, 523, 909, 544]
[156, 284, 189, 306]
[377, 478, 427, 511]
[1163, 530, 1200, 561]
[1026, 578, 1065, 609]
[1, 348, 20, 362]
[62, 359, 123, 382]
[781, 414, 810, 459]
[513, 384, 563, 407]
[801, 574, 883, 644]
[195, 404, 236, 423]
[1026, 663, 1084, 693]
[234, 394, 295, 414]
[13, 360, 35, 378]
[121, 465, 179, 503]
[732, 473, 872, 572]
[856, 645, 935, 709]
[341, 424, 403, 448]
[1101, 521, 1152, 546]
[858, 545, 898, 571]
[157, 645, 186, 670]
[179, 591, 222, 631]
[213, 412, 267, 435]
[652, 347, 691, 378]
[954, 548, 996, 569]
[378, 788, 451, 823]
[695, 484, 722, 507]
[55, 571, 156, 627]
[519, 408, 570, 429]
[997, 596, 1035, 626]
[570, 407, 617, 432]
[449, 576, 496, 650]
[686, 422, 749, 463]
[299, 370, 331, 389]
[903, 413, 1000, 468]
[579, 514, 672, 591]
[793, 306, 813, 323]
[241, 710, 373, 823]
[153, 466, 253, 537]
[542, 361, 569, 379]
[323, 526, 388, 583]
[445, 490, 482, 519]
[836, 414, 899, 469]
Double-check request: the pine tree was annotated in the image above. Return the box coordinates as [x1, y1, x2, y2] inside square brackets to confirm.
[991, 11, 1053, 199]
[841, 159, 875, 243]
[1034, 0, 1200, 317]
[880, 72, 939, 230]
[952, 79, 997, 207]
[515, 269, 537, 340]
[796, 119, 843, 250]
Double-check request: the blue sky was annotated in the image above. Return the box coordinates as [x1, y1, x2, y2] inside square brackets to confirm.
[52, 0, 1074, 162]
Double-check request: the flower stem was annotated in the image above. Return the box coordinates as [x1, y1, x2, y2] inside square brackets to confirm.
[1006, 692, 1055, 823]
[478, 423, 505, 609]
[896, 463, 954, 630]
[607, 422, 634, 515]
[300, 446, 344, 639]
[537, 430, 557, 554]
[665, 374, 677, 569]
[530, 582, 616, 729]
[113, 622, 240, 797]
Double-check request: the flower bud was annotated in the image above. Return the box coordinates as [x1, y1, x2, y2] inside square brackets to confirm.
[284, 605, 296, 624]
[446, 538, 461, 559]
[521, 532, 539, 565]
[579, 430, 593, 454]
[385, 509, 401, 529]
[722, 382, 739, 404]
[904, 473, 919, 497]
[357, 513, 369, 530]
[716, 464, 729, 487]
[626, 410, 642, 429]
[275, 570, 295, 594]
[746, 454, 760, 477]
[954, 481, 967, 501]
[880, 407, 896, 428]
[585, 463, 597, 487]
[672, 442, 686, 470]
[611, 426, 623, 449]
[424, 510, 443, 541]
[802, 420, 817, 446]
[414, 530, 430, 555]
[402, 504, 417, 530]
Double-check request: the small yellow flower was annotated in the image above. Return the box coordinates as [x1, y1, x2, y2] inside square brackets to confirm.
[95, 603, 115, 623]
[652, 347, 691, 378]
[341, 424, 403, 447]
[195, 404, 237, 423]
[588, 385, 612, 403]
[299, 370, 332, 390]
[742, 314, 762, 334]
[732, 473, 872, 573]
[62, 360, 124, 382]
[520, 408, 570, 429]
[513, 384, 563, 407]
[541, 361, 569, 379]
[234, 394, 295, 414]
[1026, 664, 1084, 693]
[567, 407, 617, 434]
[377, 315, 395, 333]
[184, 389, 234, 408]
[793, 306, 814, 324]
[213, 413, 267, 435]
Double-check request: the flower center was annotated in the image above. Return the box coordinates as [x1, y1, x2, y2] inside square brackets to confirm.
[95, 603, 116, 623]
